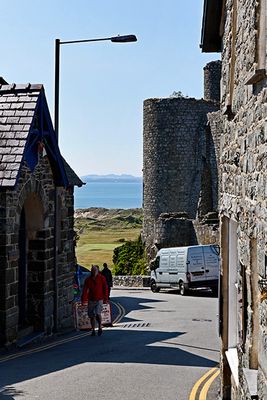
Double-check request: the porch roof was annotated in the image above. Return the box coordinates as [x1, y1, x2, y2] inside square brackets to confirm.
[0, 83, 83, 188]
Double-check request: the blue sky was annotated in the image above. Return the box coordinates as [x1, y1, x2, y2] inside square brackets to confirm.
[1, 1, 218, 177]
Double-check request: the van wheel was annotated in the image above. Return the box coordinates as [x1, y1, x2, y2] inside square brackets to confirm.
[151, 280, 160, 293]
[179, 282, 187, 296]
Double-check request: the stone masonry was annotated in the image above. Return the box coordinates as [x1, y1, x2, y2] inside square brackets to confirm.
[143, 61, 221, 259]
[201, 1, 267, 399]
[0, 83, 83, 345]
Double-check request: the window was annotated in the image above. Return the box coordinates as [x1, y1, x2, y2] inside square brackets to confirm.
[245, 1, 267, 85]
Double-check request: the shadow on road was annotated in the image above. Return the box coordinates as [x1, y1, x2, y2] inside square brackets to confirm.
[159, 288, 218, 298]
[111, 294, 166, 323]
[0, 294, 217, 396]
[0, 387, 25, 399]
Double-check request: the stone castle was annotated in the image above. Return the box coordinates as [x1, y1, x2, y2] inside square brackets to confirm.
[142, 61, 221, 259]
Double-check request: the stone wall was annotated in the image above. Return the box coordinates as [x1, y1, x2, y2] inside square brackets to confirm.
[113, 275, 150, 288]
[218, 1, 267, 398]
[0, 155, 75, 345]
[142, 62, 222, 257]
[143, 96, 219, 252]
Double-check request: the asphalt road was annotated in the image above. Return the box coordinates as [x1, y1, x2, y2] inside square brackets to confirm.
[0, 288, 219, 400]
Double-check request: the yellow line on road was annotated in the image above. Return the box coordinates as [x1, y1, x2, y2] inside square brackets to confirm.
[0, 331, 90, 364]
[0, 301, 125, 364]
[111, 301, 126, 324]
[189, 367, 218, 400]
[199, 368, 220, 400]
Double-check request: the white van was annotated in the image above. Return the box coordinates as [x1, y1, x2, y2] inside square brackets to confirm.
[150, 245, 220, 295]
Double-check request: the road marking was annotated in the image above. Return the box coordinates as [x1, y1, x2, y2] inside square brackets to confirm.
[111, 300, 126, 324]
[188, 367, 218, 400]
[0, 301, 125, 364]
[199, 368, 220, 400]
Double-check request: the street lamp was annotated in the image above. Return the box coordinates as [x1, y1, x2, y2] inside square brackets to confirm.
[52, 34, 137, 332]
[54, 34, 137, 141]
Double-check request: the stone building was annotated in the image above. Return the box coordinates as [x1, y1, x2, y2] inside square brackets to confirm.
[142, 61, 221, 259]
[0, 82, 83, 346]
[201, 0, 267, 399]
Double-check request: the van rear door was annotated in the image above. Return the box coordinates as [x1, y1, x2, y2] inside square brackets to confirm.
[168, 250, 178, 285]
[157, 250, 170, 285]
[169, 249, 186, 285]
[187, 247, 205, 283]
[203, 246, 219, 281]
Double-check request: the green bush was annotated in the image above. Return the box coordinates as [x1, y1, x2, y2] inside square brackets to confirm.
[113, 235, 147, 275]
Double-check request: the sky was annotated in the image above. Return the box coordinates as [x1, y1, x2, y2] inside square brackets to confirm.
[0, 1, 218, 177]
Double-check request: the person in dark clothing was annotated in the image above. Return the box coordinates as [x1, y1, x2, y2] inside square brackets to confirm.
[101, 263, 113, 299]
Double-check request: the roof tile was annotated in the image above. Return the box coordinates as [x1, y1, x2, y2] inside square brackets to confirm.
[0, 124, 11, 132]
[10, 103, 24, 110]
[0, 103, 11, 110]
[2, 178, 16, 186]
[14, 110, 28, 117]
[6, 96, 19, 103]
[6, 117, 20, 124]
[19, 117, 32, 124]
[23, 103, 36, 110]
[3, 110, 16, 116]
[6, 139, 20, 147]
[11, 147, 24, 155]
[14, 132, 28, 139]
[2, 154, 16, 162]
[10, 124, 24, 131]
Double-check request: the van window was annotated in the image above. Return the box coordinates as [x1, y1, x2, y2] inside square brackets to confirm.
[155, 256, 160, 269]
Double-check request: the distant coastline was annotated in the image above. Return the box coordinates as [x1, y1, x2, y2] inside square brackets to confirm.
[81, 174, 142, 184]
[75, 174, 143, 209]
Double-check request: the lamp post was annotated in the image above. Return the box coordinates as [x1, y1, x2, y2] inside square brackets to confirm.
[54, 34, 137, 141]
[52, 34, 137, 332]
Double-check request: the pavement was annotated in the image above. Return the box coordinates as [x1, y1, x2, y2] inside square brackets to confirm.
[207, 375, 220, 400]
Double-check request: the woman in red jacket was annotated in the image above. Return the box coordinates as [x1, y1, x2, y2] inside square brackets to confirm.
[82, 265, 108, 336]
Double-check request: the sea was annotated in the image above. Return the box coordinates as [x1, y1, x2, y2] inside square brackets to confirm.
[74, 181, 143, 209]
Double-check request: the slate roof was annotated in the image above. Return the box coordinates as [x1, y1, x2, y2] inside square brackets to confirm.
[0, 83, 41, 186]
[0, 83, 84, 188]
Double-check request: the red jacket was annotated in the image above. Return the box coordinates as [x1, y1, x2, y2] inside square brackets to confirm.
[81, 273, 108, 303]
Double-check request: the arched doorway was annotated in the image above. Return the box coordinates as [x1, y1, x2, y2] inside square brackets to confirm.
[18, 193, 45, 333]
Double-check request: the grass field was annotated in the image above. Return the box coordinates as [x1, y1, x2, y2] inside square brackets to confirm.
[75, 208, 142, 271]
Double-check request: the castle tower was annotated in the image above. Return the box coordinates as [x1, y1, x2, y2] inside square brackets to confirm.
[142, 62, 221, 257]
[203, 60, 221, 104]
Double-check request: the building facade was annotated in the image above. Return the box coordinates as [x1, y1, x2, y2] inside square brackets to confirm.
[0, 83, 83, 345]
[143, 61, 221, 259]
[202, 1, 267, 399]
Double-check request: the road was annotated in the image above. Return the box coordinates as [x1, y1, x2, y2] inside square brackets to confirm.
[0, 288, 219, 400]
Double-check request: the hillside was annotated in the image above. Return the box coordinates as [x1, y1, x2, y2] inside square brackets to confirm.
[75, 207, 143, 231]
[74, 208, 143, 269]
